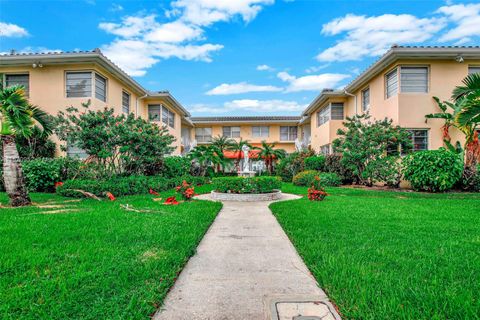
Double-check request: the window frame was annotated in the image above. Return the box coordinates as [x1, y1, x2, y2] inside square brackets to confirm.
[65, 70, 93, 98]
[280, 126, 298, 141]
[122, 91, 131, 114]
[405, 129, 429, 153]
[316, 102, 344, 127]
[385, 67, 399, 99]
[468, 66, 480, 74]
[222, 126, 241, 138]
[361, 87, 370, 112]
[162, 106, 175, 129]
[4, 73, 30, 97]
[148, 104, 162, 122]
[251, 126, 269, 138]
[94, 72, 107, 102]
[195, 127, 212, 143]
[400, 65, 429, 94]
[320, 144, 330, 155]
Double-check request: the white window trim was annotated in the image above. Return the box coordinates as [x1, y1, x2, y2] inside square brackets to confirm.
[65, 70, 94, 99]
[280, 126, 298, 141]
[195, 127, 212, 143]
[385, 67, 399, 99]
[361, 87, 370, 112]
[222, 126, 241, 138]
[94, 72, 108, 102]
[162, 105, 175, 129]
[316, 102, 344, 127]
[399, 65, 429, 94]
[252, 126, 269, 138]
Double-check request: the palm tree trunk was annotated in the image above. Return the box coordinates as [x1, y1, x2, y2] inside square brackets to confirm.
[2, 135, 31, 207]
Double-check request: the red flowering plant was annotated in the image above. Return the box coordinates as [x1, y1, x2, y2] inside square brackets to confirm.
[164, 196, 179, 205]
[175, 180, 195, 201]
[307, 176, 328, 201]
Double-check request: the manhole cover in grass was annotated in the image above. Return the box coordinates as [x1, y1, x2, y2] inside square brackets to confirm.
[275, 301, 337, 320]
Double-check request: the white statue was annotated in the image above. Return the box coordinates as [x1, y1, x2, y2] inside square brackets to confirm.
[241, 144, 250, 172]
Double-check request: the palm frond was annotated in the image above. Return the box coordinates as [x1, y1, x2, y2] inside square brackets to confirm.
[29, 105, 54, 136]
[456, 104, 480, 128]
[452, 73, 480, 101]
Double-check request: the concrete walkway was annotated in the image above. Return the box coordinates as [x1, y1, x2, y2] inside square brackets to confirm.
[154, 193, 340, 320]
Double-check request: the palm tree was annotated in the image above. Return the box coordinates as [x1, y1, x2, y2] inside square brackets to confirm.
[452, 73, 480, 102]
[258, 141, 287, 174]
[211, 135, 234, 172]
[187, 145, 226, 176]
[425, 97, 459, 143]
[0, 85, 52, 206]
[228, 138, 252, 172]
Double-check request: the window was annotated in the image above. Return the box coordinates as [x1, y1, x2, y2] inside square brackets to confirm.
[252, 126, 269, 138]
[331, 103, 344, 120]
[316, 106, 330, 126]
[5, 74, 29, 96]
[148, 104, 161, 121]
[195, 127, 212, 143]
[362, 87, 370, 112]
[67, 142, 88, 160]
[223, 126, 240, 138]
[280, 126, 298, 141]
[66, 71, 92, 98]
[122, 91, 130, 113]
[400, 66, 428, 93]
[385, 68, 398, 98]
[162, 106, 175, 128]
[320, 144, 330, 155]
[469, 66, 480, 74]
[95, 73, 107, 102]
[408, 129, 428, 152]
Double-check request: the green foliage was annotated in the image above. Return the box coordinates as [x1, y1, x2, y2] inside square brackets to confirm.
[363, 156, 402, 188]
[275, 150, 315, 182]
[333, 114, 412, 186]
[188, 145, 226, 176]
[54, 102, 175, 176]
[161, 156, 191, 178]
[324, 155, 355, 184]
[212, 176, 281, 194]
[258, 141, 287, 174]
[402, 149, 463, 192]
[10, 126, 56, 159]
[293, 170, 341, 187]
[56, 175, 208, 198]
[304, 155, 326, 171]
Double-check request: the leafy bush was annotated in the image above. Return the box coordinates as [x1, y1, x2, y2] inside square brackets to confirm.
[304, 156, 326, 171]
[22, 159, 62, 192]
[161, 156, 191, 179]
[402, 149, 463, 192]
[56, 175, 207, 198]
[212, 176, 281, 194]
[307, 177, 328, 201]
[293, 170, 341, 187]
[363, 156, 402, 188]
[324, 155, 354, 184]
[276, 150, 315, 182]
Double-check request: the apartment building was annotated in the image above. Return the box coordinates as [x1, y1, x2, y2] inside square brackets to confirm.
[1, 46, 479, 159]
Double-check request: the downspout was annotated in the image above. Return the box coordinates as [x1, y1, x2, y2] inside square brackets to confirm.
[136, 94, 148, 118]
[344, 90, 357, 115]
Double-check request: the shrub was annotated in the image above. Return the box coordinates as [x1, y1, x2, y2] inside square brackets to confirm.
[307, 176, 327, 201]
[212, 176, 281, 194]
[276, 150, 315, 182]
[161, 156, 191, 179]
[304, 156, 326, 171]
[324, 155, 354, 184]
[363, 156, 402, 188]
[56, 175, 208, 198]
[293, 170, 319, 186]
[22, 159, 62, 192]
[402, 149, 463, 192]
[175, 180, 195, 200]
[293, 170, 341, 187]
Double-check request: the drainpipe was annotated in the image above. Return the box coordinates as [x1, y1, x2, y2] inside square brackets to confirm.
[344, 90, 357, 115]
[136, 94, 148, 118]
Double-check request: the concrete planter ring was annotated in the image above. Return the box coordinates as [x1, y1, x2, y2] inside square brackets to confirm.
[210, 190, 282, 202]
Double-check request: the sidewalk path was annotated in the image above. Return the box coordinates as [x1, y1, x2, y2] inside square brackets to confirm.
[154, 193, 340, 320]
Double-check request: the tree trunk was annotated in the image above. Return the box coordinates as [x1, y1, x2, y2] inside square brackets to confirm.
[2, 135, 31, 207]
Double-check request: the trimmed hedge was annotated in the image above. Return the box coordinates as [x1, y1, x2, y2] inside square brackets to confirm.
[402, 149, 463, 192]
[304, 156, 326, 171]
[56, 175, 208, 198]
[293, 170, 341, 187]
[160, 156, 191, 179]
[212, 176, 281, 194]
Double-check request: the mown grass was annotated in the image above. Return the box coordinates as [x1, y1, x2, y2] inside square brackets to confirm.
[0, 190, 222, 320]
[271, 184, 480, 320]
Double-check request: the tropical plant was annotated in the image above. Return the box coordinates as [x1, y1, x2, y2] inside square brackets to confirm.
[227, 138, 253, 172]
[211, 135, 234, 172]
[0, 85, 52, 206]
[333, 114, 412, 186]
[258, 141, 286, 174]
[188, 145, 226, 176]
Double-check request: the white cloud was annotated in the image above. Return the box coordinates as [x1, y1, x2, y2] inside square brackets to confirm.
[256, 64, 274, 71]
[0, 22, 29, 38]
[189, 98, 306, 114]
[317, 13, 445, 62]
[206, 82, 282, 95]
[277, 71, 350, 92]
[437, 3, 480, 43]
[305, 64, 330, 74]
[100, 1, 273, 76]
[109, 3, 123, 12]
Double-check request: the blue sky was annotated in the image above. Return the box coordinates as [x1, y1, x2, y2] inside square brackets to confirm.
[1, 0, 479, 116]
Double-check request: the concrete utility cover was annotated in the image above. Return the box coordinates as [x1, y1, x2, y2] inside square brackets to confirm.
[276, 301, 337, 320]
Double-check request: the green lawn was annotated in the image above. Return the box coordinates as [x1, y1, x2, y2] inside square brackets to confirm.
[271, 184, 480, 319]
[0, 190, 222, 320]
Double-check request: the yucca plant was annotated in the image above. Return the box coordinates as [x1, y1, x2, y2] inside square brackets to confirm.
[0, 85, 52, 206]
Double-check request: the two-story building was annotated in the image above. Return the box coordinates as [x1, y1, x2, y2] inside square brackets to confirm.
[1, 46, 479, 163]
